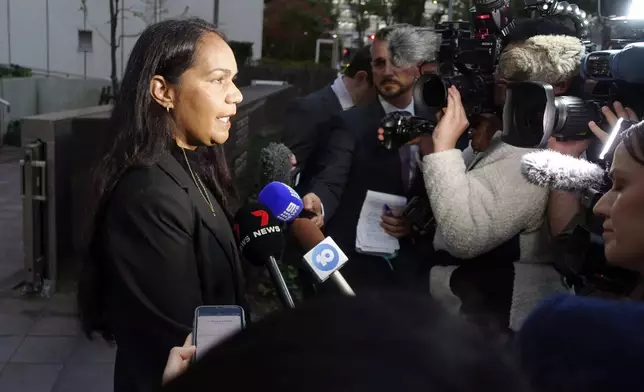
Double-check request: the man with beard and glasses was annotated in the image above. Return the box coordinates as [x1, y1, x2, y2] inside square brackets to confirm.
[299, 25, 442, 292]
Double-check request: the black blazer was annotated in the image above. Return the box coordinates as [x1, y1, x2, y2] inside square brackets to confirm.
[282, 85, 343, 190]
[308, 98, 433, 290]
[99, 151, 245, 392]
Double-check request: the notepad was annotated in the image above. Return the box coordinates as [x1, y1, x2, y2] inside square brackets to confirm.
[356, 191, 407, 257]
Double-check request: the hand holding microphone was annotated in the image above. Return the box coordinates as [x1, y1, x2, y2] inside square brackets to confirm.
[302, 193, 324, 228]
[258, 182, 355, 296]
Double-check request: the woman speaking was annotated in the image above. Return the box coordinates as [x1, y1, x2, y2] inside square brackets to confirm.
[77, 18, 244, 392]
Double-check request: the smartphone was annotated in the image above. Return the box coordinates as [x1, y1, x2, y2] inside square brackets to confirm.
[193, 305, 245, 360]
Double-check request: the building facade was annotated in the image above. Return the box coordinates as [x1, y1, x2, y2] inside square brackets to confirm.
[0, 0, 264, 80]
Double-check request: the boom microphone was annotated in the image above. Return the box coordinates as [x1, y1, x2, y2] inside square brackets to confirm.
[291, 218, 355, 296]
[258, 142, 299, 188]
[258, 182, 304, 222]
[234, 202, 295, 309]
[520, 149, 605, 192]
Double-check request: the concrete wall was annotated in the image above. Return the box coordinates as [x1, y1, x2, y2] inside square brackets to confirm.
[0, 0, 265, 80]
[0, 77, 109, 121]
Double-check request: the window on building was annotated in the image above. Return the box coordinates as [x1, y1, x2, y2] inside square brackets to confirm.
[78, 30, 93, 53]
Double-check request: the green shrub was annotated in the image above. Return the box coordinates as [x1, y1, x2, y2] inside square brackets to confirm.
[0, 64, 32, 78]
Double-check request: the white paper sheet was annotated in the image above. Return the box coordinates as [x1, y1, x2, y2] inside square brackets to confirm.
[356, 191, 407, 257]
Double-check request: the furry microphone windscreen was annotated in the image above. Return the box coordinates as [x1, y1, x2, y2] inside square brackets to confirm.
[498, 34, 585, 85]
[380, 24, 440, 68]
[258, 142, 293, 187]
[521, 149, 605, 192]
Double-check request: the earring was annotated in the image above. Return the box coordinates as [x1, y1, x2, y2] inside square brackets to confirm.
[166, 106, 170, 113]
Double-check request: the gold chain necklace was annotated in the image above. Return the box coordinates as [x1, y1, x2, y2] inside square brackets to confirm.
[181, 147, 215, 215]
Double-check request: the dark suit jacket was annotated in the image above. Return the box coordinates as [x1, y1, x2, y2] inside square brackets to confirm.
[99, 151, 245, 392]
[309, 98, 434, 291]
[282, 85, 343, 190]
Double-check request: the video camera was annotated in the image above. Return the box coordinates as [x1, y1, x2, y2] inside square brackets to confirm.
[413, 0, 515, 118]
[503, 1, 644, 149]
[504, 1, 644, 296]
[416, 0, 595, 113]
[379, 0, 594, 150]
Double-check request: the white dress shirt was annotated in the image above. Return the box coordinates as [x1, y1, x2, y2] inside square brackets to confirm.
[330, 75, 355, 111]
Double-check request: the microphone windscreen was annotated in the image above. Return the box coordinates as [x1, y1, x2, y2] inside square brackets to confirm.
[234, 202, 284, 264]
[258, 182, 303, 222]
[258, 142, 293, 187]
[521, 149, 605, 192]
[290, 218, 325, 253]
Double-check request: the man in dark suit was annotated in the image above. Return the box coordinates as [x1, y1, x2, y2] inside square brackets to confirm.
[301, 25, 440, 291]
[282, 46, 375, 192]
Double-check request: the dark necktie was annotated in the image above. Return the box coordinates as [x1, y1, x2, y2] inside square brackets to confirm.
[396, 111, 413, 192]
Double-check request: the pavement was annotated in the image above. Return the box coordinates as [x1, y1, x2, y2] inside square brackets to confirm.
[0, 146, 115, 392]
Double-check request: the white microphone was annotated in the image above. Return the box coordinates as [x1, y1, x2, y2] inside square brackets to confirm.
[291, 218, 355, 296]
[520, 149, 605, 192]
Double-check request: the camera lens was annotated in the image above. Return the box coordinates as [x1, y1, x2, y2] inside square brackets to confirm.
[425, 77, 447, 107]
[551, 97, 601, 140]
[503, 81, 553, 148]
[414, 73, 447, 108]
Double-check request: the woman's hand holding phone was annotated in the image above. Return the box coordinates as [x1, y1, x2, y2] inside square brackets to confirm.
[162, 333, 196, 385]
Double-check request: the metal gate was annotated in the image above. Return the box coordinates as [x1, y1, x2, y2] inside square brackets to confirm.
[20, 140, 50, 296]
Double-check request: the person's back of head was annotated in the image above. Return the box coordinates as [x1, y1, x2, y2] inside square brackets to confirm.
[343, 45, 376, 105]
[517, 294, 644, 392]
[163, 291, 529, 392]
[503, 17, 578, 47]
[344, 45, 373, 85]
[496, 17, 584, 97]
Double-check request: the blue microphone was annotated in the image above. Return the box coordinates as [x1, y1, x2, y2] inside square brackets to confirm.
[258, 182, 303, 222]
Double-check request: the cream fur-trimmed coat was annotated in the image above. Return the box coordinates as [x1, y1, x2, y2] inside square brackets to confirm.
[423, 136, 567, 331]
[423, 33, 585, 330]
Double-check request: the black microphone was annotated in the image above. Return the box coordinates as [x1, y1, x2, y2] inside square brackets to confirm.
[520, 149, 606, 193]
[234, 202, 295, 309]
[378, 111, 435, 150]
[258, 142, 299, 188]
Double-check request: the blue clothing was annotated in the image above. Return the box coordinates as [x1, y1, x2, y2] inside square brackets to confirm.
[516, 294, 644, 392]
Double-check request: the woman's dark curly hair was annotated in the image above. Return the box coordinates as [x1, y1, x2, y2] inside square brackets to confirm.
[77, 18, 237, 341]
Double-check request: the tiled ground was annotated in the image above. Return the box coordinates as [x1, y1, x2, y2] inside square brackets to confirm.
[0, 147, 114, 392]
[0, 294, 116, 392]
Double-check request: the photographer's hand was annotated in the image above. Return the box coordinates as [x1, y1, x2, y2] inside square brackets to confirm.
[546, 102, 638, 238]
[588, 101, 638, 141]
[432, 86, 470, 153]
